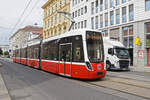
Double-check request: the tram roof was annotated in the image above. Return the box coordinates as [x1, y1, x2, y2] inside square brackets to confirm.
[43, 29, 100, 43]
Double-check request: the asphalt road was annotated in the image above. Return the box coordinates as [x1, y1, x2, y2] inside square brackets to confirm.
[0, 60, 129, 100]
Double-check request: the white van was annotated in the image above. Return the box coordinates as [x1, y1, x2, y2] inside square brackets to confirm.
[103, 37, 130, 71]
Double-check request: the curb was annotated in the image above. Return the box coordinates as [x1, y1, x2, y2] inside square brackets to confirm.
[0, 63, 11, 100]
[130, 67, 150, 73]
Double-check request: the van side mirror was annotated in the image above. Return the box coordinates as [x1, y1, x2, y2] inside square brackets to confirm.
[108, 48, 114, 55]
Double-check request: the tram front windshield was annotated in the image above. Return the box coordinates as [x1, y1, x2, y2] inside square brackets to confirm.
[86, 31, 104, 63]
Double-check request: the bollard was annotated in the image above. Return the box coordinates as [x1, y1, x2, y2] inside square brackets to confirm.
[0, 63, 2, 67]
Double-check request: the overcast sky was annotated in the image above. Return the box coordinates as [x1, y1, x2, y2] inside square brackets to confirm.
[0, 0, 48, 45]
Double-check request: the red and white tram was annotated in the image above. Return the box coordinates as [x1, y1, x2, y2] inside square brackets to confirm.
[13, 29, 106, 79]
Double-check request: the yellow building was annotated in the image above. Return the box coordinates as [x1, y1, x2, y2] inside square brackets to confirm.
[42, 0, 70, 39]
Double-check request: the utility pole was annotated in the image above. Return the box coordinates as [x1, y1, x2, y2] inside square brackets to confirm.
[57, 11, 75, 31]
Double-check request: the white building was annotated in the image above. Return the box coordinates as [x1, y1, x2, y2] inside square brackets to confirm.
[71, 0, 150, 67]
[9, 26, 43, 57]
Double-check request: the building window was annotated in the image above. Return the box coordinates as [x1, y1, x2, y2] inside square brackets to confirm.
[81, 21, 84, 28]
[72, 12, 74, 18]
[146, 22, 150, 47]
[63, 26, 66, 33]
[78, 9, 81, 16]
[78, 22, 80, 29]
[47, 9, 49, 17]
[110, 28, 120, 40]
[72, 23, 74, 30]
[122, 7, 127, 23]
[85, 6, 87, 13]
[110, 0, 114, 8]
[116, 0, 120, 6]
[146, 22, 150, 33]
[105, 0, 108, 9]
[95, 16, 98, 29]
[100, 14, 103, 28]
[59, 14, 61, 22]
[129, 4, 134, 21]
[75, 0, 77, 5]
[96, 0, 98, 13]
[81, 8, 84, 15]
[102, 30, 108, 37]
[116, 9, 120, 24]
[75, 10, 77, 17]
[91, 2, 94, 14]
[105, 13, 108, 27]
[91, 17, 94, 29]
[59, 27, 61, 34]
[48, 20, 50, 27]
[78, 0, 80, 3]
[100, 0, 103, 11]
[75, 23, 77, 29]
[60, 1, 62, 8]
[56, 4, 57, 11]
[55, 15, 57, 24]
[84, 20, 87, 28]
[122, 26, 133, 48]
[122, 0, 126, 4]
[146, 0, 150, 11]
[51, 17, 53, 26]
[110, 11, 114, 25]
[72, 0, 74, 7]
[48, 8, 50, 15]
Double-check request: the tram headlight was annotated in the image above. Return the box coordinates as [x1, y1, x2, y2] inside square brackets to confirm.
[85, 62, 93, 71]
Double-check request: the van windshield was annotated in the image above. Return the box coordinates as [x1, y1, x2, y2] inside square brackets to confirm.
[86, 31, 104, 63]
[114, 48, 129, 59]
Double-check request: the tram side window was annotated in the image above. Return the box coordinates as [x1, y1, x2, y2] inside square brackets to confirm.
[31, 46, 34, 59]
[42, 43, 48, 60]
[27, 47, 32, 59]
[47, 40, 58, 60]
[32, 45, 39, 59]
[20, 49, 23, 58]
[15, 50, 17, 57]
[21, 48, 26, 58]
[18, 50, 20, 58]
[15, 50, 18, 57]
[27, 47, 30, 58]
[22, 49, 24, 58]
[72, 36, 84, 62]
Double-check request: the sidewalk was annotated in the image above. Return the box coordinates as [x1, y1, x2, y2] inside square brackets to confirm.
[0, 63, 11, 100]
[130, 66, 150, 73]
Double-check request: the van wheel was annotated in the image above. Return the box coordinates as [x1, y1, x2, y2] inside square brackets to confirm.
[106, 62, 111, 71]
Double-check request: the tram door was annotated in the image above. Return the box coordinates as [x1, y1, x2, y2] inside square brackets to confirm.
[59, 43, 72, 76]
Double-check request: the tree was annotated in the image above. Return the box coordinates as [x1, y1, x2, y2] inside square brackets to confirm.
[0, 48, 3, 55]
[3, 51, 9, 56]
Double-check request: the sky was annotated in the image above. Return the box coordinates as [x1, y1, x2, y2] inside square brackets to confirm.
[0, 0, 48, 45]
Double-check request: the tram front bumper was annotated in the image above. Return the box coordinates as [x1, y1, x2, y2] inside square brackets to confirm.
[88, 70, 106, 79]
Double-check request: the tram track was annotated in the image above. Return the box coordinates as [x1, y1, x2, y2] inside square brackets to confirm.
[86, 76, 150, 99]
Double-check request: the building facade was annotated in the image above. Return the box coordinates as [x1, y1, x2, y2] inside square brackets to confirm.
[42, 0, 70, 39]
[9, 26, 43, 57]
[71, 0, 150, 67]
